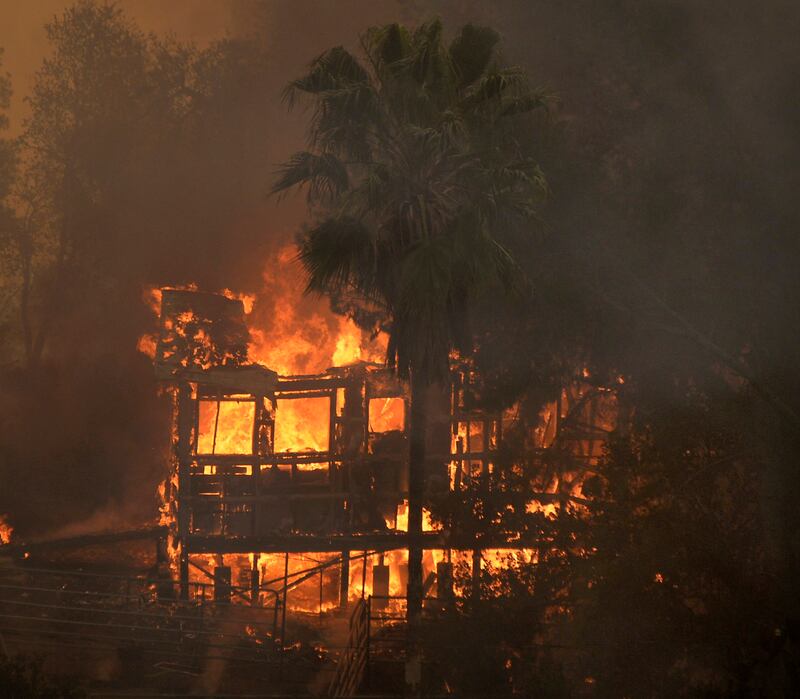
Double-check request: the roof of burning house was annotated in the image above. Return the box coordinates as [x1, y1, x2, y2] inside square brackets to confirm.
[153, 288, 278, 394]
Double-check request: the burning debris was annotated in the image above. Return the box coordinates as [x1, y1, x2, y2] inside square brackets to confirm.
[0, 514, 12, 545]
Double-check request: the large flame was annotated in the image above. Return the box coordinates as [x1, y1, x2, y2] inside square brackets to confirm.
[247, 244, 385, 375]
[138, 244, 387, 456]
[197, 400, 256, 454]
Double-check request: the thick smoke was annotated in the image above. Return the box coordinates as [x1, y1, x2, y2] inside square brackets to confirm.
[0, 0, 430, 539]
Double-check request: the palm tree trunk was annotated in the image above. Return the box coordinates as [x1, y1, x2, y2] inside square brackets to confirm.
[407, 369, 426, 619]
[405, 369, 427, 692]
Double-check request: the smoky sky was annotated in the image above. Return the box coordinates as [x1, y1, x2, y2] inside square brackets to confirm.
[3, 0, 796, 256]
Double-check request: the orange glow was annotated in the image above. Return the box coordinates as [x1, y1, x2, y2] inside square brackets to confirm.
[136, 333, 158, 359]
[181, 547, 547, 611]
[182, 551, 453, 612]
[221, 288, 255, 314]
[274, 397, 330, 453]
[197, 399, 255, 454]
[0, 515, 12, 545]
[369, 397, 405, 432]
[348, 548, 446, 602]
[480, 548, 538, 567]
[248, 245, 386, 375]
[526, 499, 558, 519]
[137, 283, 255, 364]
[138, 244, 389, 460]
[143, 286, 163, 315]
[392, 501, 440, 532]
[332, 319, 365, 367]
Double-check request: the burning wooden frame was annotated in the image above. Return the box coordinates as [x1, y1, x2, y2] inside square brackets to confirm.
[152, 289, 616, 610]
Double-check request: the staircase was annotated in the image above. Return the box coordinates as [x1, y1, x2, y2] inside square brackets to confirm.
[328, 597, 370, 697]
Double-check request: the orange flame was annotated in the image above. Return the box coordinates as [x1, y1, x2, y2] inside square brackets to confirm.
[197, 400, 256, 454]
[248, 245, 385, 375]
[0, 515, 13, 545]
[137, 245, 387, 455]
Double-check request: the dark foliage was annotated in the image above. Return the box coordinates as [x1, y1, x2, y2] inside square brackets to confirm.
[0, 654, 85, 699]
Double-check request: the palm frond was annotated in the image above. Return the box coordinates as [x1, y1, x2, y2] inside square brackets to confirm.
[438, 110, 468, 146]
[410, 19, 445, 84]
[461, 67, 527, 110]
[282, 46, 368, 107]
[352, 162, 392, 214]
[311, 84, 378, 157]
[299, 216, 378, 297]
[398, 237, 452, 304]
[364, 23, 411, 76]
[484, 237, 525, 295]
[449, 24, 499, 89]
[271, 151, 349, 204]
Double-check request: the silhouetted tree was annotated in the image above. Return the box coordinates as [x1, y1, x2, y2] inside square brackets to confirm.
[0, 0, 277, 536]
[0, 47, 18, 357]
[274, 21, 548, 656]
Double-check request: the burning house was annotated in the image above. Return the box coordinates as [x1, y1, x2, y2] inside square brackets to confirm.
[152, 287, 616, 613]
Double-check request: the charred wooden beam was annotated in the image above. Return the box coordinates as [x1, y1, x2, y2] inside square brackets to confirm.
[185, 531, 545, 554]
[3, 526, 168, 554]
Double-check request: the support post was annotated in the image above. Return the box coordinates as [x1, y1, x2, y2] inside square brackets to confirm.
[361, 550, 368, 599]
[213, 565, 232, 604]
[437, 559, 454, 605]
[319, 561, 323, 616]
[179, 546, 189, 601]
[407, 373, 426, 621]
[281, 553, 289, 647]
[280, 552, 289, 679]
[471, 548, 481, 604]
[365, 595, 372, 692]
[406, 370, 429, 696]
[251, 554, 260, 605]
[176, 383, 193, 601]
[373, 560, 390, 610]
[339, 550, 350, 610]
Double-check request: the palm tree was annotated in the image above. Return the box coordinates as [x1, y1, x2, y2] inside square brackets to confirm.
[274, 18, 546, 644]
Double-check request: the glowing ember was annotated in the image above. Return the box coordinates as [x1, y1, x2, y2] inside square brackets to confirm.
[369, 397, 405, 432]
[136, 333, 158, 359]
[0, 515, 13, 545]
[392, 501, 439, 532]
[143, 286, 163, 315]
[526, 499, 559, 519]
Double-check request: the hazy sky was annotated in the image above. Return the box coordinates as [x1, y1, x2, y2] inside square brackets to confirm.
[0, 0, 233, 135]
